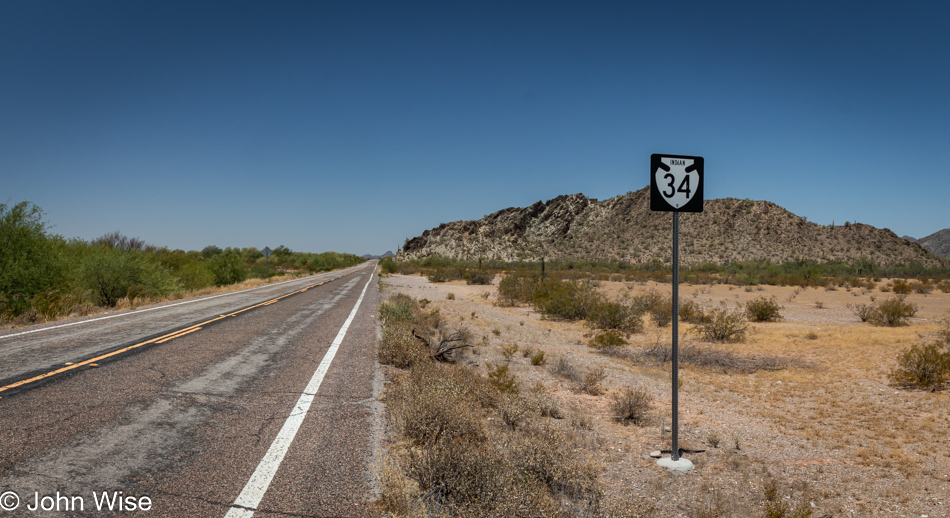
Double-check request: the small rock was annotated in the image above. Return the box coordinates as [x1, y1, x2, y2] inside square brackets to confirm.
[650, 450, 662, 458]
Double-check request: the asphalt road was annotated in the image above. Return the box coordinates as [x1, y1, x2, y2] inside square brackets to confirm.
[0, 263, 384, 517]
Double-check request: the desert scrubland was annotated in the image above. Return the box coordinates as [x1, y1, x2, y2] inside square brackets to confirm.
[377, 271, 950, 517]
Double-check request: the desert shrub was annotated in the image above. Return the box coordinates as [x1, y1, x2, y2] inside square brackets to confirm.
[206, 251, 247, 286]
[501, 343, 519, 361]
[610, 386, 652, 425]
[938, 280, 950, 293]
[532, 278, 602, 321]
[867, 295, 918, 327]
[634, 291, 672, 327]
[29, 289, 89, 321]
[588, 330, 628, 350]
[763, 478, 813, 518]
[586, 301, 644, 334]
[912, 281, 933, 294]
[745, 295, 782, 322]
[678, 299, 708, 324]
[465, 269, 495, 285]
[533, 393, 562, 419]
[427, 266, 462, 283]
[530, 351, 546, 366]
[648, 297, 673, 327]
[378, 258, 398, 275]
[387, 362, 489, 446]
[892, 281, 912, 294]
[0, 201, 67, 317]
[378, 325, 429, 368]
[580, 366, 607, 395]
[379, 293, 417, 324]
[499, 395, 531, 430]
[890, 341, 950, 389]
[550, 356, 581, 382]
[696, 303, 749, 342]
[487, 362, 519, 393]
[848, 302, 875, 322]
[78, 247, 181, 306]
[497, 270, 540, 306]
[939, 317, 950, 345]
[630, 344, 793, 374]
[396, 262, 418, 275]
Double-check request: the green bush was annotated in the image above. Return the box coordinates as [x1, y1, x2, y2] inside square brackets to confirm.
[0, 201, 66, 316]
[588, 330, 628, 350]
[78, 247, 180, 306]
[586, 301, 644, 334]
[497, 271, 539, 306]
[427, 266, 462, 283]
[867, 295, 918, 327]
[530, 351, 546, 366]
[379, 293, 417, 325]
[465, 269, 495, 285]
[890, 341, 950, 389]
[634, 291, 672, 327]
[892, 281, 912, 294]
[379, 258, 398, 274]
[696, 303, 748, 343]
[848, 302, 876, 322]
[533, 278, 601, 321]
[208, 252, 247, 286]
[679, 299, 708, 324]
[745, 295, 783, 322]
[487, 362, 519, 393]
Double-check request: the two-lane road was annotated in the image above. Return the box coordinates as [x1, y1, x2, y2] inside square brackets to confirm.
[0, 263, 383, 517]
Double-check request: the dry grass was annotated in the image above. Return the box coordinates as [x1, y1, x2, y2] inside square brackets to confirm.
[380, 273, 950, 517]
[377, 289, 652, 517]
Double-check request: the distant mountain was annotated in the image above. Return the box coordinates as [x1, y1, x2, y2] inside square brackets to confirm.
[918, 229, 950, 259]
[902, 235, 918, 243]
[399, 187, 946, 268]
[362, 251, 394, 259]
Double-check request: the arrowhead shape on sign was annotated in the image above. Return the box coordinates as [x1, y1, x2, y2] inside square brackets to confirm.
[650, 154, 703, 212]
[654, 157, 698, 209]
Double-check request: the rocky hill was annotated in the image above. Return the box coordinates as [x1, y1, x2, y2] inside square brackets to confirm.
[399, 188, 945, 268]
[917, 229, 950, 259]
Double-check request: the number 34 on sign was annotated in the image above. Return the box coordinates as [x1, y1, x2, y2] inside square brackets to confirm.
[650, 154, 704, 213]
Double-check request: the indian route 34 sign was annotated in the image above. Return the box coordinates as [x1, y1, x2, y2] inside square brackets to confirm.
[650, 154, 704, 212]
[262, 247, 272, 258]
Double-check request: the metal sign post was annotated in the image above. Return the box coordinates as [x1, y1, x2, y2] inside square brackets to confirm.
[262, 246, 272, 276]
[650, 154, 703, 471]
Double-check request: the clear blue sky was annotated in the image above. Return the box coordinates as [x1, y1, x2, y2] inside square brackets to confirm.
[2, 1, 948, 255]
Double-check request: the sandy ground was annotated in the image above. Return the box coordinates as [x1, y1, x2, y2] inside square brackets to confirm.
[380, 273, 950, 517]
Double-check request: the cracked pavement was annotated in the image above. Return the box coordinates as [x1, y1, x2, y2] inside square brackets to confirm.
[0, 264, 383, 517]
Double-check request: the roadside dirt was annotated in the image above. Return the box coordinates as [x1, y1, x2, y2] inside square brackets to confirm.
[380, 273, 950, 517]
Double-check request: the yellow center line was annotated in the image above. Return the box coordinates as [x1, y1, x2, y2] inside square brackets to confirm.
[0, 269, 365, 396]
[156, 326, 202, 344]
[0, 314, 226, 394]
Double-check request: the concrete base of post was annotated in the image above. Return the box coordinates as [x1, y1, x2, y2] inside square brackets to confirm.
[657, 456, 694, 472]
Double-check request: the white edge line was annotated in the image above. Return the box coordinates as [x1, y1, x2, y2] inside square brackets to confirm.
[0, 264, 368, 341]
[224, 272, 374, 517]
